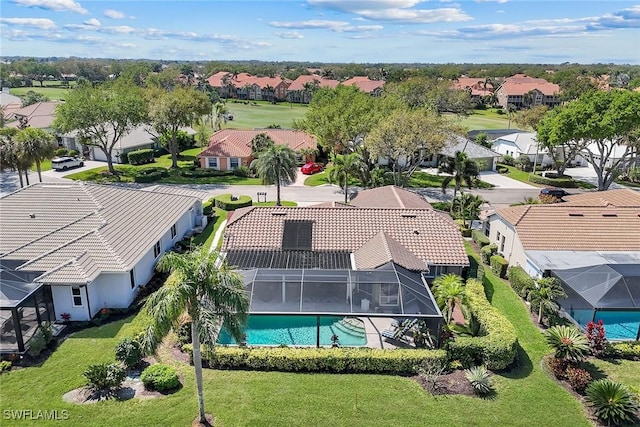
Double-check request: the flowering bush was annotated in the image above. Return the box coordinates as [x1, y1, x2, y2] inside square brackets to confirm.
[61, 313, 71, 322]
[586, 320, 607, 357]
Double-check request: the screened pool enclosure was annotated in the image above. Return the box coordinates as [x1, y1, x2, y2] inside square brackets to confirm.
[553, 264, 640, 340]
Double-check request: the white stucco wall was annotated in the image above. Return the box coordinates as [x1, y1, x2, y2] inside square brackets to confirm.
[488, 215, 527, 268]
[51, 285, 90, 321]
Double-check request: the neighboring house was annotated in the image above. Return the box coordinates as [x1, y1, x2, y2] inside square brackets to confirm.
[198, 129, 317, 170]
[491, 132, 557, 167]
[6, 101, 61, 130]
[495, 74, 561, 109]
[207, 72, 291, 101]
[0, 183, 205, 353]
[342, 76, 385, 96]
[350, 185, 433, 209]
[286, 75, 340, 104]
[579, 140, 639, 170]
[451, 77, 494, 103]
[420, 135, 500, 171]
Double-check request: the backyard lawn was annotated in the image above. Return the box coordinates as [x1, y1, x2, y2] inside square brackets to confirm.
[10, 81, 75, 101]
[219, 100, 308, 130]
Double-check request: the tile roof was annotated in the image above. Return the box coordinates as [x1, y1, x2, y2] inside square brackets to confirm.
[495, 199, 640, 251]
[353, 231, 427, 271]
[287, 75, 340, 91]
[350, 186, 432, 209]
[6, 101, 61, 129]
[498, 74, 560, 96]
[207, 71, 290, 89]
[562, 189, 640, 208]
[223, 207, 469, 266]
[341, 76, 385, 93]
[0, 183, 201, 284]
[439, 135, 500, 160]
[198, 129, 317, 158]
[451, 77, 494, 97]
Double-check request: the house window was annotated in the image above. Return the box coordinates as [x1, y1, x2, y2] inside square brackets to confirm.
[379, 283, 399, 306]
[72, 287, 82, 306]
[171, 224, 177, 239]
[500, 235, 506, 253]
[207, 157, 218, 169]
[229, 158, 240, 169]
[154, 241, 161, 258]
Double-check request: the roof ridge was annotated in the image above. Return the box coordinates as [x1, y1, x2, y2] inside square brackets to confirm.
[390, 187, 405, 208]
[34, 251, 91, 284]
[377, 231, 393, 260]
[15, 228, 103, 270]
[513, 205, 531, 226]
[93, 230, 126, 267]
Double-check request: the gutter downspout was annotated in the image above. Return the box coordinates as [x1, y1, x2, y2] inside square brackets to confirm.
[83, 284, 92, 320]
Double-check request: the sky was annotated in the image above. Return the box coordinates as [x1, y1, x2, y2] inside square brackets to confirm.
[0, 0, 639, 64]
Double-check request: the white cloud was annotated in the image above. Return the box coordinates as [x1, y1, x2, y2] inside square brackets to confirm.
[12, 0, 88, 14]
[308, 0, 427, 11]
[0, 17, 58, 30]
[475, 0, 508, 3]
[275, 31, 304, 39]
[64, 23, 135, 33]
[270, 20, 383, 32]
[84, 18, 100, 27]
[104, 9, 125, 19]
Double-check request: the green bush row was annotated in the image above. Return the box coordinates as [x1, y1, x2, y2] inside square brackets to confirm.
[528, 173, 578, 188]
[214, 194, 252, 211]
[471, 230, 490, 247]
[182, 345, 447, 375]
[605, 341, 640, 360]
[490, 255, 509, 278]
[134, 171, 163, 183]
[202, 198, 215, 216]
[508, 266, 534, 298]
[179, 168, 234, 178]
[447, 279, 518, 370]
[128, 149, 154, 165]
[481, 244, 497, 265]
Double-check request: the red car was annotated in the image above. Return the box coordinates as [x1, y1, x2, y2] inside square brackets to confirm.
[301, 162, 323, 175]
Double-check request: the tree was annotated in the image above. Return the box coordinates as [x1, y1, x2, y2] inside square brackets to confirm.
[450, 192, 484, 228]
[147, 86, 211, 169]
[514, 105, 549, 131]
[439, 151, 480, 198]
[537, 91, 640, 190]
[211, 102, 229, 131]
[0, 128, 31, 188]
[432, 274, 465, 324]
[383, 76, 474, 115]
[329, 152, 365, 204]
[141, 247, 249, 425]
[53, 79, 147, 174]
[15, 128, 56, 182]
[255, 144, 297, 206]
[21, 90, 50, 107]
[251, 133, 274, 156]
[474, 132, 490, 148]
[526, 277, 567, 325]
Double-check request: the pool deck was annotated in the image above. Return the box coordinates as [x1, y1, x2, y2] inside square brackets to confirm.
[359, 317, 415, 349]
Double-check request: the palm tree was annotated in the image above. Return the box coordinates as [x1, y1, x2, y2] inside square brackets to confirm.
[16, 128, 57, 183]
[450, 192, 485, 228]
[211, 102, 229, 131]
[546, 325, 589, 364]
[432, 274, 465, 324]
[526, 277, 567, 325]
[329, 152, 364, 204]
[0, 128, 31, 188]
[251, 133, 274, 156]
[141, 247, 249, 425]
[439, 151, 480, 199]
[255, 144, 297, 206]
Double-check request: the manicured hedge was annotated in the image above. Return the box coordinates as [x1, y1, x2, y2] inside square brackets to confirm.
[179, 168, 234, 178]
[528, 173, 578, 188]
[447, 279, 518, 370]
[141, 364, 180, 391]
[508, 266, 534, 297]
[605, 341, 640, 360]
[127, 149, 154, 165]
[214, 194, 252, 211]
[182, 345, 447, 375]
[471, 230, 490, 248]
[490, 255, 509, 278]
[481, 244, 497, 265]
[202, 198, 215, 216]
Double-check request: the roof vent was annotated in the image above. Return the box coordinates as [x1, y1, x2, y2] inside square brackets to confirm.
[272, 212, 287, 216]
[602, 213, 617, 217]
[401, 213, 417, 218]
[29, 213, 36, 218]
[568, 212, 584, 217]
[413, 229, 420, 235]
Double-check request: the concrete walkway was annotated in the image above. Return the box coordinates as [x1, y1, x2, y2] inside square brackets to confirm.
[479, 171, 537, 189]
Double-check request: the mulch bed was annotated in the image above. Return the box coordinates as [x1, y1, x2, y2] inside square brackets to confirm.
[413, 369, 477, 397]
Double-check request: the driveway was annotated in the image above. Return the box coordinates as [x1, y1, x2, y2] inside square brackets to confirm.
[479, 171, 537, 189]
[565, 164, 627, 190]
[40, 160, 105, 179]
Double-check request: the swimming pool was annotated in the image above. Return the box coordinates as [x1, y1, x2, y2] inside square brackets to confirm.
[572, 310, 640, 340]
[217, 315, 367, 346]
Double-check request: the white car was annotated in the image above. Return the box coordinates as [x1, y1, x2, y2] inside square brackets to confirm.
[51, 156, 84, 171]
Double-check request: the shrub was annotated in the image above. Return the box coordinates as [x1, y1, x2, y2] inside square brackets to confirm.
[490, 255, 508, 278]
[471, 230, 490, 248]
[176, 322, 192, 346]
[0, 360, 12, 374]
[183, 345, 447, 375]
[134, 171, 163, 183]
[604, 341, 640, 360]
[83, 363, 126, 391]
[497, 166, 509, 174]
[115, 337, 143, 369]
[447, 279, 518, 370]
[527, 173, 578, 188]
[55, 148, 68, 156]
[507, 266, 535, 298]
[501, 155, 515, 166]
[127, 149, 154, 165]
[546, 325, 589, 364]
[566, 366, 592, 393]
[548, 356, 569, 379]
[214, 194, 252, 211]
[233, 165, 250, 177]
[141, 364, 180, 391]
[586, 320, 607, 357]
[586, 379, 639, 426]
[178, 168, 234, 178]
[68, 149, 79, 157]
[119, 152, 129, 164]
[40, 322, 53, 344]
[27, 329, 47, 357]
[202, 199, 214, 216]
[480, 244, 497, 265]
[465, 365, 493, 395]
[515, 155, 532, 172]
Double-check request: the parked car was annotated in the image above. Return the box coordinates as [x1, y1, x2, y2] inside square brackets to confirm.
[301, 162, 323, 175]
[539, 187, 568, 199]
[51, 156, 84, 171]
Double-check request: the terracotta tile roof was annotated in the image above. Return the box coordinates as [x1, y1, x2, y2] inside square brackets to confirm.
[342, 76, 384, 93]
[562, 189, 640, 208]
[223, 207, 469, 266]
[207, 71, 290, 89]
[7, 101, 61, 129]
[354, 231, 427, 271]
[495, 203, 640, 251]
[498, 75, 560, 96]
[198, 129, 317, 158]
[351, 186, 432, 209]
[451, 77, 494, 97]
[288, 75, 339, 91]
[310, 201, 353, 208]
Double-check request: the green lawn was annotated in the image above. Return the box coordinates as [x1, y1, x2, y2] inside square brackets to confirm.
[10, 85, 72, 101]
[452, 109, 513, 131]
[498, 164, 597, 190]
[253, 201, 297, 207]
[583, 358, 640, 392]
[220, 100, 308, 130]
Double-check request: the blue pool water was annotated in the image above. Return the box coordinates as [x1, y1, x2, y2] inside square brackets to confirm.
[572, 310, 640, 340]
[217, 315, 367, 346]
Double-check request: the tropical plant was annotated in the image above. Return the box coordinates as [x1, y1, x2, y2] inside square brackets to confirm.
[465, 365, 493, 395]
[545, 325, 589, 364]
[450, 192, 485, 228]
[432, 274, 465, 324]
[565, 366, 592, 394]
[212, 101, 229, 131]
[439, 151, 480, 198]
[141, 364, 180, 391]
[328, 152, 365, 203]
[140, 247, 249, 425]
[255, 144, 297, 206]
[414, 358, 447, 395]
[83, 363, 126, 393]
[251, 133, 274, 156]
[115, 337, 143, 369]
[526, 277, 567, 325]
[585, 379, 639, 426]
[586, 320, 607, 357]
[15, 128, 57, 183]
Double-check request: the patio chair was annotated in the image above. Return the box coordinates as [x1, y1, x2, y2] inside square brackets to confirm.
[382, 318, 418, 341]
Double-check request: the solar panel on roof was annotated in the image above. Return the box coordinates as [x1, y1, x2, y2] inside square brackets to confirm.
[282, 220, 313, 251]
